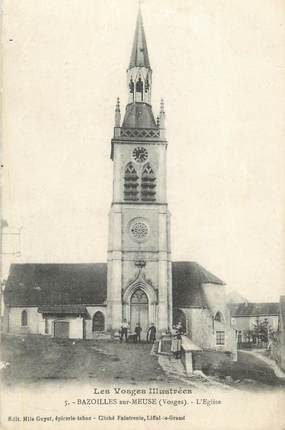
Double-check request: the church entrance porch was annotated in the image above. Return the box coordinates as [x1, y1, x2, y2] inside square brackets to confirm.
[130, 289, 149, 337]
[122, 275, 157, 340]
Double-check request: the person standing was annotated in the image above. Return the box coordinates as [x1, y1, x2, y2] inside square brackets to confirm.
[175, 330, 182, 359]
[147, 323, 156, 344]
[176, 321, 185, 336]
[134, 323, 142, 343]
[120, 319, 129, 343]
[171, 325, 182, 359]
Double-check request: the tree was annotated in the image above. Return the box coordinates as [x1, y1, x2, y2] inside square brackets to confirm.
[251, 318, 273, 344]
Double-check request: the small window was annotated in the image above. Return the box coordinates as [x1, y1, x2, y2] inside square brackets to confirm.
[216, 331, 225, 345]
[21, 310, 28, 327]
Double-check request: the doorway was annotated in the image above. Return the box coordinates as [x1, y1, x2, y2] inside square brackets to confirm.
[54, 321, 70, 338]
[173, 308, 187, 333]
[130, 289, 149, 337]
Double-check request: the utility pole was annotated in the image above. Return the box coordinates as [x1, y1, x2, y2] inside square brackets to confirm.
[0, 219, 8, 323]
[0, 221, 22, 320]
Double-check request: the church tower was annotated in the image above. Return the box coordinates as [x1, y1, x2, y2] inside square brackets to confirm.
[107, 7, 172, 335]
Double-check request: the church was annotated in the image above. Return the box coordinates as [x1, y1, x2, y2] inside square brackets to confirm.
[3, 9, 236, 355]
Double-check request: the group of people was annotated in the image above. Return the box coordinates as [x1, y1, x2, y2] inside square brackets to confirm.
[119, 320, 185, 358]
[119, 319, 157, 344]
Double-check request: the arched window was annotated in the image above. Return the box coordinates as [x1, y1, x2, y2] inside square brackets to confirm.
[124, 163, 139, 201]
[136, 77, 144, 101]
[214, 311, 224, 323]
[21, 310, 28, 326]
[92, 312, 105, 332]
[141, 163, 156, 201]
[129, 78, 134, 94]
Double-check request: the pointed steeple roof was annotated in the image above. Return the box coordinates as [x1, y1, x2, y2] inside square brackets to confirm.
[129, 7, 150, 69]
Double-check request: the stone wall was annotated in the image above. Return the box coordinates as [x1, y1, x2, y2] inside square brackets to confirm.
[107, 137, 171, 334]
[69, 317, 84, 339]
[107, 202, 172, 333]
[112, 142, 167, 204]
[85, 306, 107, 339]
[201, 283, 227, 318]
[4, 306, 84, 339]
[178, 307, 237, 355]
[192, 350, 234, 372]
[39, 315, 84, 339]
[4, 306, 40, 335]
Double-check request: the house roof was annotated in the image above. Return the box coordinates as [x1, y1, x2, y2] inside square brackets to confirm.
[172, 261, 224, 308]
[4, 261, 225, 309]
[229, 302, 279, 317]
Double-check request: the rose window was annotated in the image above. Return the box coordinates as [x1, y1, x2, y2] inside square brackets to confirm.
[130, 221, 149, 240]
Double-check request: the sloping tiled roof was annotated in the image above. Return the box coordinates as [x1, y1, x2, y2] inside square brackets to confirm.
[4, 261, 224, 309]
[172, 261, 224, 308]
[4, 263, 107, 306]
[122, 103, 156, 129]
[38, 305, 87, 315]
[229, 302, 279, 317]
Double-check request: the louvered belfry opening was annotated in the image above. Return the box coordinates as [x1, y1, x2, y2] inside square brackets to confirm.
[141, 162, 156, 201]
[124, 162, 139, 201]
[135, 77, 144, 101]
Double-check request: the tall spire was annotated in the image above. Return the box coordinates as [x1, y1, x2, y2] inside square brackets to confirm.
[129, 6, 150, 69]
[126, 6, 152, 105]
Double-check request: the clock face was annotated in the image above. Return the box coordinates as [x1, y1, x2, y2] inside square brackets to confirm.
[132, 146, 148, 163]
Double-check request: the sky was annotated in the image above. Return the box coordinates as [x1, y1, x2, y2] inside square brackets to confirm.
[2, 0, 285, 301]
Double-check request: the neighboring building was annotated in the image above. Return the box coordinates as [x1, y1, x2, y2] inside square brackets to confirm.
[277, 296, 285, 371]
[267, 296, 285, 371]
[229, 302, 279, 343]
[3, 8, 236, 357]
